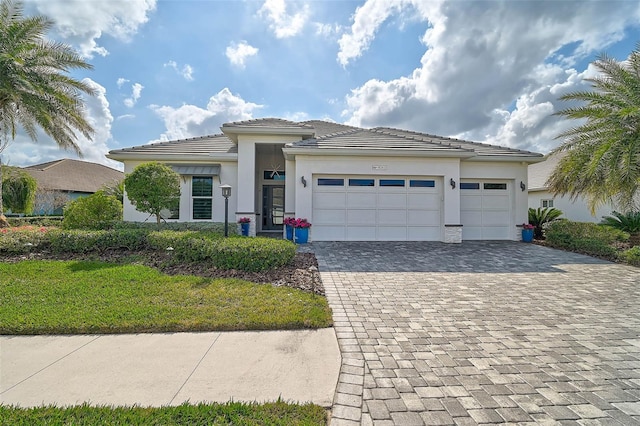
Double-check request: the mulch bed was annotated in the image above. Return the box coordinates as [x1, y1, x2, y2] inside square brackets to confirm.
[0, 251, 325, 295]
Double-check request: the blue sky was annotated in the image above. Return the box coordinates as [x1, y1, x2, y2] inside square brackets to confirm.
[5, 0, 640, 170]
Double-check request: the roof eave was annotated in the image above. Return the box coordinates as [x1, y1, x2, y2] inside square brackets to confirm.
[282, 147, 477, 161]
[221, 126, 315, 143]
[106, 152, 238, 162]
[462, 155, 545, 163]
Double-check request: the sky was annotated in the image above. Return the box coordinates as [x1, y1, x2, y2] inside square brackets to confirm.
[4, 0, 640, 171]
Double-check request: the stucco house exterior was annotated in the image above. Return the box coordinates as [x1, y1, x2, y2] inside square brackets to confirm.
[528, 153, 615, 223]
[108, 118, 543, 242]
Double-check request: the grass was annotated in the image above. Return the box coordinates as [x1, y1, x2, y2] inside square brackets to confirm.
[0, 260, 333, 334]
[0, 401, 327, 425]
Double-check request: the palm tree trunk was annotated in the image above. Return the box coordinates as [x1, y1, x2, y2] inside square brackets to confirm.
[0, 159, 9, 228]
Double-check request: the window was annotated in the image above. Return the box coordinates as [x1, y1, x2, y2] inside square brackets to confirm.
[318, 178, 344, 186]
[460, 182, 480, 190]
[541, 199, 554, 208]
[192, 176, 212, 220]
[484, 183, 507, 190]
[380, 179, 405, 187]
[263, 170, 285, 181]
[349, 178, 375, 186]
[409, 180, 435, 188]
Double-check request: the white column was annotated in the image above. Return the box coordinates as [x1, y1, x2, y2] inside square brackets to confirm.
[236, 141, 256, 213]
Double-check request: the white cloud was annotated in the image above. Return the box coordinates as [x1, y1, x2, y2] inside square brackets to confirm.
[225, 41, 259, 69]
[27, 0, 157, 58]
[116, 78, 129, 89]
[340, 0, 640, 153]
[124, 83, 144, 108]
[164, 61, 194, 81]
[150, 88, 263, 141]
[258, 0, 309, 39]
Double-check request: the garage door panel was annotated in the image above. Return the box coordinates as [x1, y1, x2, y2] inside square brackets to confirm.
[312, 226, 345, 241]
[347, 193, 376, 208]
[347, 209, 375, 224]
[378, 193, 406, 208]
[408, 210, 441, 225]
[482, 195, 509, 209]
[347, 227, 377, 241]
[460, 181, 511, 240]
[314, 192, 346, 208]
[314, 209, 346, 224]
[408, 193, 440, 209]
[313, 175, 442, 241]
[378, 226, 407, 241]
[378, 209, 407, 225]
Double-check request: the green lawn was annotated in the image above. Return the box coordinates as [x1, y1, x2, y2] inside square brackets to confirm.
[0, 401, 327, 425]
[0, 260, 332, 334]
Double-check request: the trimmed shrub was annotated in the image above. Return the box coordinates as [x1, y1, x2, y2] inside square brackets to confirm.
[147, 230, 215, 262]
[62, 191, 122, 230]
[48, 229, 149, 253]
[211, 237, 296, 272]
[114, 221, 232, 233]
[546, 220, 629, 258]
[0, 226, 51, 254]
[7, 216, 63, 227]
[620, 246, 640, 266]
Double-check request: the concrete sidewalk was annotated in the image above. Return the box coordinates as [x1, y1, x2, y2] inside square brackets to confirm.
[0, 329, 340, 408]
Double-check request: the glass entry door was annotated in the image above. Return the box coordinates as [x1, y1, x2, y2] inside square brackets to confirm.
[262, 185, 284, 230]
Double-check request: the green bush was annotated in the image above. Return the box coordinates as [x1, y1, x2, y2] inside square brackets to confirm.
[48, 229, 149, 253]
[147, 230, 215, 262]
[7, 216, 63, 227]
[546, 220, 629, 258]
[115, 221, 232, 233]
[620, 246, 640, 266]
[0, 226, 51, 254]
[528, 207, 563, 239]
[601, 211, 640, 234]
[62, 191, 122, 230]
[211, 237, 296, 272]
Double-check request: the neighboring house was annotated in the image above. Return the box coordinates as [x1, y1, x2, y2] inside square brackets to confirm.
[528, 153, 615, 223]
[24, 158, 124, 215]
[108, 118, 543, 242]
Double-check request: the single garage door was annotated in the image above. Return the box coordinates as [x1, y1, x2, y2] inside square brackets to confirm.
[312, 176, 442, 241]
[460, 180, 512, 240]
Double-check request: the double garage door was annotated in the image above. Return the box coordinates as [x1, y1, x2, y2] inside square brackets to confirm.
[312, 176, 442, 241]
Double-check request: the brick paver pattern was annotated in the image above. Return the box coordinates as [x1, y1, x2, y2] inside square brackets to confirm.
[311, 242, 640, 425]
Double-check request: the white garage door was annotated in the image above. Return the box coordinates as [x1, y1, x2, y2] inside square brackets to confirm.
[460, 180, 512, 240]
[312, 176, 442, 241]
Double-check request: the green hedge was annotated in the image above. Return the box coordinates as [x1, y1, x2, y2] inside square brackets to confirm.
[546, 220, 629, 258]
[1, 227, 295, 271]
[620, 246, 640, 266]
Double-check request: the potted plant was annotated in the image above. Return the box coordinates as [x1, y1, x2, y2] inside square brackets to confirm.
[283, 217, 295, 241]
[292, 218, 311, 244]
[238, 217, 251, 236]
[521, 223, 534, 242]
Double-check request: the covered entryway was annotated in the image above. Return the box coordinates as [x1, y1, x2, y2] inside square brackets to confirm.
[312, 175, 442, 241]
[460, 180, 512, 240]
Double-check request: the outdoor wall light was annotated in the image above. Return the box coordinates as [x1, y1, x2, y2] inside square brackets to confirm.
[520, 181, 526, 191]
[301, 176, 307, 187]
[220, 184, 232, 237]
[450, 178, 456, 189]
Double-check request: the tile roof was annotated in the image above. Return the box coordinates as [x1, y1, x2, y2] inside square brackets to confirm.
[528, 152, 564, 190]
[24, 158, 123, 193]
[109, 134, 236, 157]
[108, 119, 543, 161]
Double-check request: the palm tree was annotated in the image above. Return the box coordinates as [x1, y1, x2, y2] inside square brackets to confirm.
[0, 0, 95, 226]
[548, 43, 640, 214]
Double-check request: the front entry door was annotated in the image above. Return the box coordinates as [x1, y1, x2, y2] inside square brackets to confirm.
[262, 185, 284, 230]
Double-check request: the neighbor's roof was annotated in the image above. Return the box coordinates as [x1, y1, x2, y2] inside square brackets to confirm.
[528, 152, 565, 191]
[108, 118, 544, 162]
[24, 158, 123, 193]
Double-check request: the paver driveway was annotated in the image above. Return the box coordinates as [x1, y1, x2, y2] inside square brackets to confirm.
[311, 242, 640, 425]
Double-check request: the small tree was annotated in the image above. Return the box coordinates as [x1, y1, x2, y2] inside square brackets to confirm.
[124, 162, 180, 226]
[1, 166, 37, 214]
[62, 191, 122, 230]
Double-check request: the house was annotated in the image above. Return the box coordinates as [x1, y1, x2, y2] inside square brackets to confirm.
[108, 118, 543, 242]
[24, 158, 124, 215]
[528, 153, 615, 223]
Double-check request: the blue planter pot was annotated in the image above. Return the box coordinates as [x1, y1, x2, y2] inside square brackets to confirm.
[285, 225, 293, 241]
[240, 223, 250, 236]
[294, 227, 309, 244]
[522, 228, 534, 243]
